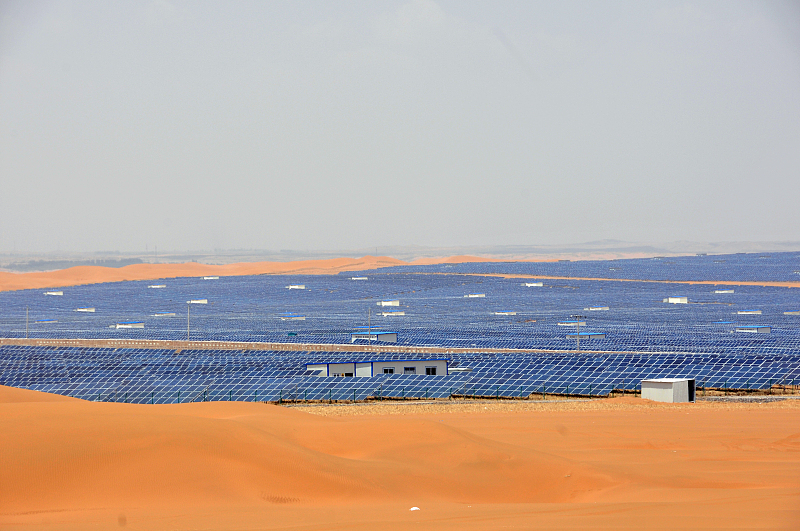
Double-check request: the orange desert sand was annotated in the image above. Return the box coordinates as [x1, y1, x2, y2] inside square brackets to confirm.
[1, 386, 799, 530]
[0, 256, 500, 292]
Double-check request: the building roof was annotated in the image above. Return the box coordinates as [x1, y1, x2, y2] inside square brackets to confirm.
[305, 359, 448, 367]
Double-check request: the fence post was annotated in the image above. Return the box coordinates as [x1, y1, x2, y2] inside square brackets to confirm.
[151, 391, 154, 404]
[229, 390, 232, 401]
[125, 392, 128, 403]
[177, 390, 180, 403]
[255, 390, 258, 402]
[543, 384, 546, 400]
[304, 389, 307, 401]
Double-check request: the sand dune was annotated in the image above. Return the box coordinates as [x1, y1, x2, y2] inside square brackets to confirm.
[1, 386, 798, 530]
[0, 256, 407, 292]
[0, 255, 524, 292]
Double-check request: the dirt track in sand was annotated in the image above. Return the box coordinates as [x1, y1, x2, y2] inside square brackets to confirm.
[1, 386, 798, 530]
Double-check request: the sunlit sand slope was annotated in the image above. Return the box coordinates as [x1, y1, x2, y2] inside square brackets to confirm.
[1, 387, 799, 529]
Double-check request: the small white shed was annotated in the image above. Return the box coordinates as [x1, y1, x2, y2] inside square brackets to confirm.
[350, 331, 398, 343]
[641, 378, 696, 403]
[736, 326, 771, 334]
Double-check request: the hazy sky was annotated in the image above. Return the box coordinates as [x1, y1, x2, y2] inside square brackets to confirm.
[1, 1, 799, 253]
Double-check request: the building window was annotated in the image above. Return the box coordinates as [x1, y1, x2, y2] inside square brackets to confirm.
[383, 367, 394, 374]
[425, 366, 437, 375]
[404, 367, 416, 375]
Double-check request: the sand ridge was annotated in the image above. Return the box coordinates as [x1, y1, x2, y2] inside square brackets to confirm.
[2, 255, 796, 294]
[1, 386, 799, 530]
[0, 255, 544, 293]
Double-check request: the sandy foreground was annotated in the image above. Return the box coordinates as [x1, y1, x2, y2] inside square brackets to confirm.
[1, 386, 798, 530]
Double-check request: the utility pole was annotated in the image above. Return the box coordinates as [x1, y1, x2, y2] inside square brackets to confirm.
[571, 314, 586, 352]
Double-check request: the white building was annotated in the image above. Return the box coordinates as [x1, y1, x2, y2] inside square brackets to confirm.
[585, 306, 609, 311]
[152, 312, 176, 317]
[307, 359, 448, 377]
[736, 326, 771, 333]
[784, 311, 800, 316]
[116, 322, 144, 329]
[187, 299, 208, 304]
[494, 311, 517, 316]
[566, 332, 606, 340]
[280, 313, 306, 321]
[641, 378, 696, 403]
[148, 285, 166, 289]
[715, 289, 734, 294]
[378, 300, 400, 307]
[382, 311, 405, 316]
[351, 277, 368, 281]
[737, 310, 762, 315]
[350, 331, 398, 343]
[74, 307, 95, 313]
[203, 276, 219, 280]
[44, 291, 63, 296]
[465, 293, 486, 298]
[664, 297, 688, 304]
[523, 282, 543, 287]
[287, 285, 306, 290]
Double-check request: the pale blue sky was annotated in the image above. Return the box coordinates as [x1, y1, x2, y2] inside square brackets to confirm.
[1, 1, 799, 253]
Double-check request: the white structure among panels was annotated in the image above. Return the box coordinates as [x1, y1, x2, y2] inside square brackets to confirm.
[641, 378, 695, 403]
[307, 359, 448, 377]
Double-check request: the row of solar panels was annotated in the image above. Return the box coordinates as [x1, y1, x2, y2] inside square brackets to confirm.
[3, 346, 800, 402]
[349, 251, 800, 282]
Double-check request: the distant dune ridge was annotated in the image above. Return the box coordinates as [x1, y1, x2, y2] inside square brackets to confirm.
[0, 255, 522, 293]
[1, 385, 799, 530]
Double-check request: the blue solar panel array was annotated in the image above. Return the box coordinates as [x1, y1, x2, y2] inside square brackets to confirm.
[355, 251, 800, 282]
[2, 345, 798, 402]
[0, 251, 799, 400]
